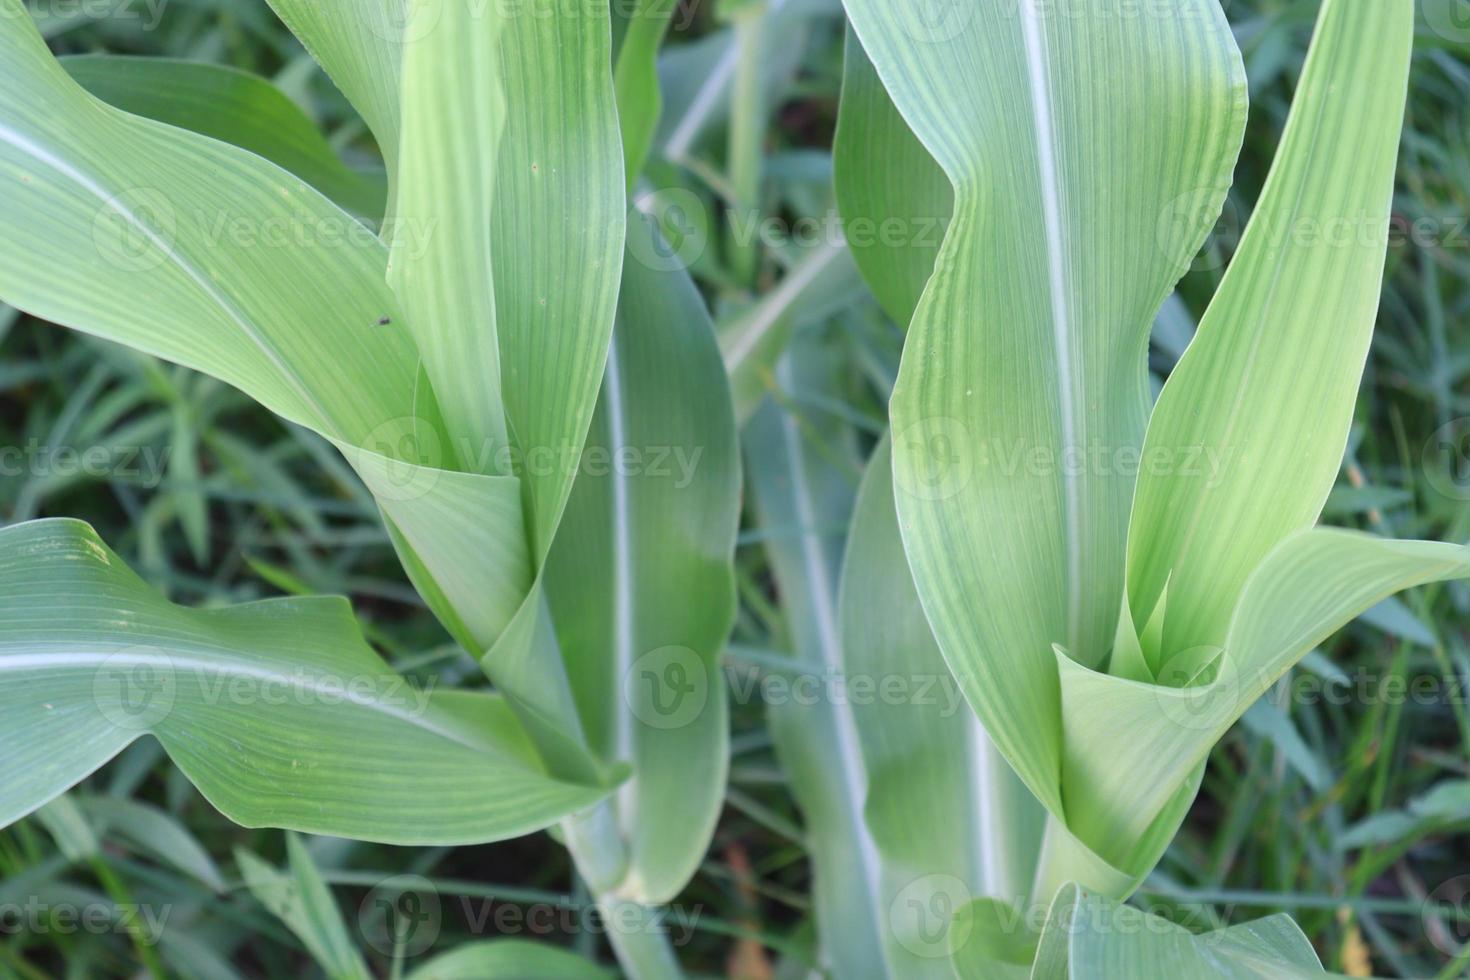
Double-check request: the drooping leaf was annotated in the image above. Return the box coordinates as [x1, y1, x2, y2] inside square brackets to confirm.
[0, 4, 425, 451]
[0, 519, 608, 843]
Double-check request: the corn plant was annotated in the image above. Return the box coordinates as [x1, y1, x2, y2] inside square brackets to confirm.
[3, 0, 1468, 974]
[0, 0, 738, 974]
[816, 0, 1470, 974]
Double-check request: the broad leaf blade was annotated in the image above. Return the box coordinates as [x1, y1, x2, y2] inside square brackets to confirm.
[0, 519, 608, 843]
[0, 7, 423, 451]
[485, 5, 625, 562]
[390, 0, 511, 464]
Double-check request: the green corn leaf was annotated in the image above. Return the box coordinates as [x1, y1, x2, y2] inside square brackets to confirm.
[545, 235, 740, 903]
[1124, 0, 1416, 664]
[0, 0, 535, 741]
[0, 518, 608, 843]
[0, 4, 426, 452]
[744, 336, 889, 979]
[832, 27, 950, 329]
[59, 55, 385, 222]
[405, 940, 613, 980]
[614, 0, 679, 188]
[1027, 885, 1330, 980]
[389, 0, 511, 467]
[1058, 529, 1470, 873]
[840, 436, 1044, 975]
[0, 1, 624, 787]
[842, 0, 1247, 818]
[258, 0, 404, 173]
[238, 835, 370, 980]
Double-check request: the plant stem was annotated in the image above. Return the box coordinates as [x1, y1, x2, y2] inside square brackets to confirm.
[562, 800, 684, 980]
[725, 0, 766, 287]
